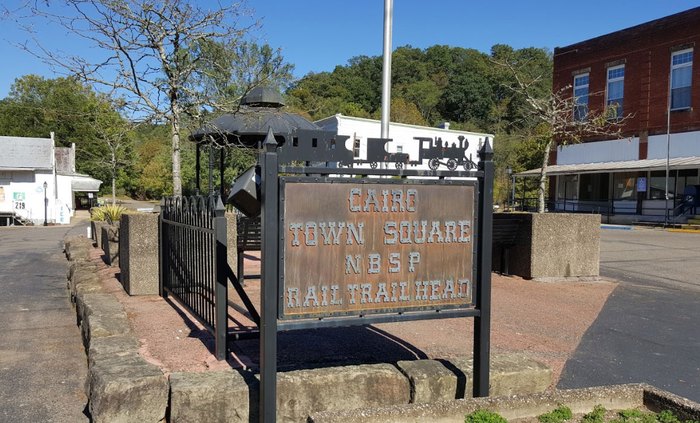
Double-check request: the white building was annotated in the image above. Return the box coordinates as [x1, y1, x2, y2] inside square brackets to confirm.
[0, 134, 102, 226]
[315, 114, 493, 172]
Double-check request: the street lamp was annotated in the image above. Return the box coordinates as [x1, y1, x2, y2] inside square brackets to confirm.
[43, 181, 48, 226]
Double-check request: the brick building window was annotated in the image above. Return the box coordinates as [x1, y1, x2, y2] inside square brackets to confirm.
[670, 49, 693, 110]
[573, 73, 589, 121]
[606, 65, 625, 118]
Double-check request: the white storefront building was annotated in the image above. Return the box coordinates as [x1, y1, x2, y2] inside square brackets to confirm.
[0, 134, 102, 225]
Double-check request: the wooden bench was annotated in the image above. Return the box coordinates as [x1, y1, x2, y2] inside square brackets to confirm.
[492, 218, 523, 276]
[236, 216, 261, 283]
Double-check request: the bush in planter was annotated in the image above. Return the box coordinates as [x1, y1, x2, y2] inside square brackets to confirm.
[90, 204, 127, 224]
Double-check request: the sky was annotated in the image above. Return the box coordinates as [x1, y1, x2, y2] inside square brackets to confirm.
[0, 0, 699, 98]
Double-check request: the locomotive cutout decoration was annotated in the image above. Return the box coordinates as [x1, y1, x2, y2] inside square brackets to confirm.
[278, 129, 480, 171]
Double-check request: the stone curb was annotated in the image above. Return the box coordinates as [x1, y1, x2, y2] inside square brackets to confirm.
[63, 234, 553, 423]
[65, 236, 168, 423]
[169, 363, 410, 423]
[308, 384, 700, 423]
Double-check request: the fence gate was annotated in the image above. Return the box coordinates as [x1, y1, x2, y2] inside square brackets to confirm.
[159, 195, 228, 359]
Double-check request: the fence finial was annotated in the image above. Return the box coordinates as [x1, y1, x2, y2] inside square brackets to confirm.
[478, 137, 493, 161]
[264, 127, 277, 152]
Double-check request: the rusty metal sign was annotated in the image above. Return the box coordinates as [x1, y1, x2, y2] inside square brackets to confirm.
[280, 179, 476, 319]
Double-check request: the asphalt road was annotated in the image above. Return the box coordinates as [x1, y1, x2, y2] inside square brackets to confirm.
[0, 223, 89, 422]
[558, 228, 700, 402]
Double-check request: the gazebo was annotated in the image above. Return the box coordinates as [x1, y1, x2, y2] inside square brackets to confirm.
[189, 86, 320, 195]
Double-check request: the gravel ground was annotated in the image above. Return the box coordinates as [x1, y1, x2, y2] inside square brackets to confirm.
[94, 250, 615, 385]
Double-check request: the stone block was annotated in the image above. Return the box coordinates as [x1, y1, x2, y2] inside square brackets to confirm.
[396, 359, 460, 403]
[101, 225, 120, 267]
[276, 363, 410, 422]
[529, 213, 599, 279]
[87, 353, 168, 423]
[172, 364, 409, 423]
[119, 213, 159, 295]
[170, 370, 257, 423]
[93, 221, 108, 249]
[76, 293, 132, 349]
[87, 335, 141, 367]
[65, 236, 93, 262]
[493, 213, 600, 279]
[447, 353, 552, 398]
[69, 265, 101, 303]
[67, 260, 97, 281]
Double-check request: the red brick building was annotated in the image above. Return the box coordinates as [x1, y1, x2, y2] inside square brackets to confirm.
[522, 7, 700, 222]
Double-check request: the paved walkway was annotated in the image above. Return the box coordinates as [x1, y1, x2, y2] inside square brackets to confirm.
[559, 228, 700, 402]
[0, 223, 89, 422]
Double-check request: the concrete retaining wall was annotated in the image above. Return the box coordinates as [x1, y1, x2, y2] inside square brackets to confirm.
[493, 213, 600, 279]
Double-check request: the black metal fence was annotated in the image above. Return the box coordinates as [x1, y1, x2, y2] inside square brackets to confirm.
[159, 195, 228, 359]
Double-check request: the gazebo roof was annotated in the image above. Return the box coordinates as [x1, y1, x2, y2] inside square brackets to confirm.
[189, 87, 319, 148]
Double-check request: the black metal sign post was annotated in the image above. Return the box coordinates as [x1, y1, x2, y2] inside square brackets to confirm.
[255, 128, 493, 421]
[474, 140, 493, 397]
[260, 131, 279, 422]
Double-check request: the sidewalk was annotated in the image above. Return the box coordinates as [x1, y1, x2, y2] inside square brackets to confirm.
[0, 224, 90, 422]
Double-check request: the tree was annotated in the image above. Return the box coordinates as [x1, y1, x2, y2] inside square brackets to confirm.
[495, 57, 630, 213]
[0, 75, 129, 189]
[20, 0, 273, 196]
[87, 103, 135, 205]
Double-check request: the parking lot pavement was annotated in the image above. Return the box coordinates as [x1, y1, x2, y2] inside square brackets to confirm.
[558, 228, 700, 402]
[0, 224, 89, 423]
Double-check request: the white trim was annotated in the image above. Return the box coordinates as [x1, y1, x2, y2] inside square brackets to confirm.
[606, 64, 625, 116]
[573, 73, 590, 120]
[670, 48, 693, 111]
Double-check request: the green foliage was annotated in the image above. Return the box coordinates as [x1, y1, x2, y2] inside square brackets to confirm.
[538, 406, 573, 423]
[90, 204, 127, 222]
[464, 410, 508, 423]
[607, 408, 695, 423]
[656, 411, 681, 423]
[0, 75, 132, 190]
[582, 405, 607, 423]
[287, 44, 554, 200]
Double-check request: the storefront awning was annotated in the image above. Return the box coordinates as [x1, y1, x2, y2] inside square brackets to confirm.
[70, 174, 102, 192]
[516, 156, 700, 177]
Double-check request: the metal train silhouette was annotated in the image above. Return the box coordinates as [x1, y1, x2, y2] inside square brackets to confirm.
[279, 129, 479, 171]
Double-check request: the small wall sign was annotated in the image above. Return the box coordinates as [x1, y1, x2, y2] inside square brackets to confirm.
[637, 177, 647, 192]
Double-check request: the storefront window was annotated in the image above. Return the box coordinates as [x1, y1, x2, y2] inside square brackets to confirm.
[613, 172, 637, 200]
[556, 175, 578, 200]
[676, 169, 699, 197]
[649, 171, 675, 200]
[579, 173, 609, 201]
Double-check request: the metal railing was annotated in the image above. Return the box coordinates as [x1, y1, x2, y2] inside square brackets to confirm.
[159, 195, 228, 359]
[507, 197, 695, 225]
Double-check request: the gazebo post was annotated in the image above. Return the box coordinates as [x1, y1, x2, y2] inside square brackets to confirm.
[195, 143, 201, 195]
[219, 148, 226, 197]
[208, 144, 215, 195]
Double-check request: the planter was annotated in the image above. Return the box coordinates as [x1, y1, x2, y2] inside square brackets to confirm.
[100, 223, 120, 267]
[493, 213, 600, 280]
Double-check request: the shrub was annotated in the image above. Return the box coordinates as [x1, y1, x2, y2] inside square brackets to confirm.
[90, 204, 127, 223]
[465, 410, 508, 423]
[539, 406, 573, 423]
[582, 405, 607, 423]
